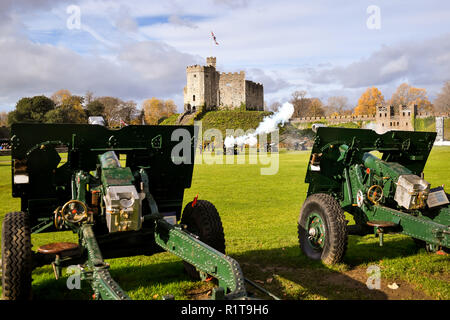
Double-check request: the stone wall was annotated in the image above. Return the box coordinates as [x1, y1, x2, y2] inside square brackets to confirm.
[290, 114, 375, 124]
[204, 68, 219, 109]
[218, 72, 246, 109]
[245, 80, 264, 111]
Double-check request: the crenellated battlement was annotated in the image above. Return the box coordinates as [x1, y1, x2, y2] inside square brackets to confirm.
[246, 80, 263, 88]
[219, 71, 246, 78]
[291, 114, 376, 124]
[186, 65, 204, 72]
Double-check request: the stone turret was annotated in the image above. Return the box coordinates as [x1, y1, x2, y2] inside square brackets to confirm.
[206, 57, 216, 68]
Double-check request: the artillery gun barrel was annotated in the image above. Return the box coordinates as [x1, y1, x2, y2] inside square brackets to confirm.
[361, 152, 411, 182]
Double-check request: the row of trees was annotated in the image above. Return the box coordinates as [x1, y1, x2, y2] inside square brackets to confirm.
[354, 83, 434, 115]
[271, 81, 450, 118]
[273, 91, 353, 118]
[6, 89, 178, 127]
[4, 81, 450, 127]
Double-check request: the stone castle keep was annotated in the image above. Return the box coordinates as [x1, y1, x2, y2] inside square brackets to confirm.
[183, 57, 264, 112]
[376, 104, 415, 132]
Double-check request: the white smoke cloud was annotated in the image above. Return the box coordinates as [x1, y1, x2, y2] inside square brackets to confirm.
[224, 102, 294, 148]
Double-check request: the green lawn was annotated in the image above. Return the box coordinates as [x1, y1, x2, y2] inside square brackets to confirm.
[0, 147, 449, 300]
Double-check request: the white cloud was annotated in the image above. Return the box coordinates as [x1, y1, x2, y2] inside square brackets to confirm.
[2, 0, 450, 111]
[245, 68, 292, 93]
[310, 34, 450, 91]
[380, 55, 409, 76]
[0, 34, 200, 111]
[168, 15, 198, 29]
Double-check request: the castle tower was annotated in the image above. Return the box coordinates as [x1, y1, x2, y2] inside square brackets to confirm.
[183, 57, 219, 112]
[206, 57, 216, 68]
[375, 104, 415, 132]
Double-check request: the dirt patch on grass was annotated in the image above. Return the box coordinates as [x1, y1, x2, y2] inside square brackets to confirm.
[185, 286, 212, 300]
[324, 267, 433, 300]
[185, 282, 216, 300]
[238, 263, 435, 300]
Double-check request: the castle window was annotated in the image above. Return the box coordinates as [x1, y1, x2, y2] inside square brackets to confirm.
[193, 95, 196, 101]
[382, 123, 384, 127]
[408, 112, 411, 116]
[385, 113, 387, 117]
[379, 113, 382, 117]
[193, 74, 197, 78]
[403, 112, 405, 116]
[406, 122, 408, 126]
[397, 122, 399, 126]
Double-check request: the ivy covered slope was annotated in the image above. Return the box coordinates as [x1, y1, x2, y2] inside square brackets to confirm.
[160, 110, 272, 136]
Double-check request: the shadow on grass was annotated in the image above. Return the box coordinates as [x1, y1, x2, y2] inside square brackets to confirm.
[31, 259, 196, 300]
[30, 235, 420, 300]
[231, 236, 419, 300]
[344, 234, 419, 266]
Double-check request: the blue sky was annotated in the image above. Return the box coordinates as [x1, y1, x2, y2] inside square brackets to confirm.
[1, 0, 449, 112]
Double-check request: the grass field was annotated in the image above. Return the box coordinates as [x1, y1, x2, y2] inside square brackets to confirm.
[0, 147, 449, 300]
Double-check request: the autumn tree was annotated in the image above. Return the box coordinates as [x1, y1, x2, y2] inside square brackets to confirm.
[95, 96, 121, 126]
[45, 95, 87, 124]
[51, 89, 72, 106]
[433, 81, 450, 114]
[389, 83, 433, 114]
[117, 100, 139, 125]
[269, 101, 281, 112]
[164, 100, 177, 117]
[309, 98, 325, 117]
[84, 91, 94, 105]
[354, 87, 384, 115]
[0, 112, 9, 126]
[143, 98, 177, 124]
[325, 96, 350, 116]
[290, 90, 309, 118]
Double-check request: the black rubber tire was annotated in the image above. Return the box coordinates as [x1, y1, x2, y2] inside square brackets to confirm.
[1, 211, 33, 300]
[180, 200, 226, 279]
[298, 193, 348, 264]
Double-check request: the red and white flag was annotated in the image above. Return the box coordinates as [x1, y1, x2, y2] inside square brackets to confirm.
[120, 119, 128, 127]
[211, 31, 219, 45]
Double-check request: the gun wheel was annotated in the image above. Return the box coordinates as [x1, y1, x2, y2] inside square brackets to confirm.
[1, 212, 33, 300]
[298, 193, 348, 264]
[181, 200, 226, 280]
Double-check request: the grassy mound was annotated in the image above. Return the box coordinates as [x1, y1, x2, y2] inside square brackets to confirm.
[159, 110, 273, 135]
[196, 110, 272, 135]
[159, 114, 180, 125]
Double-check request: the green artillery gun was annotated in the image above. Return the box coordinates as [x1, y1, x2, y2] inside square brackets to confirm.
[2, 123, 250, 300]
[298, 127, 449, 264]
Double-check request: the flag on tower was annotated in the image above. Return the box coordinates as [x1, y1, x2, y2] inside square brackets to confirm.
[211, 31, 219, 45]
